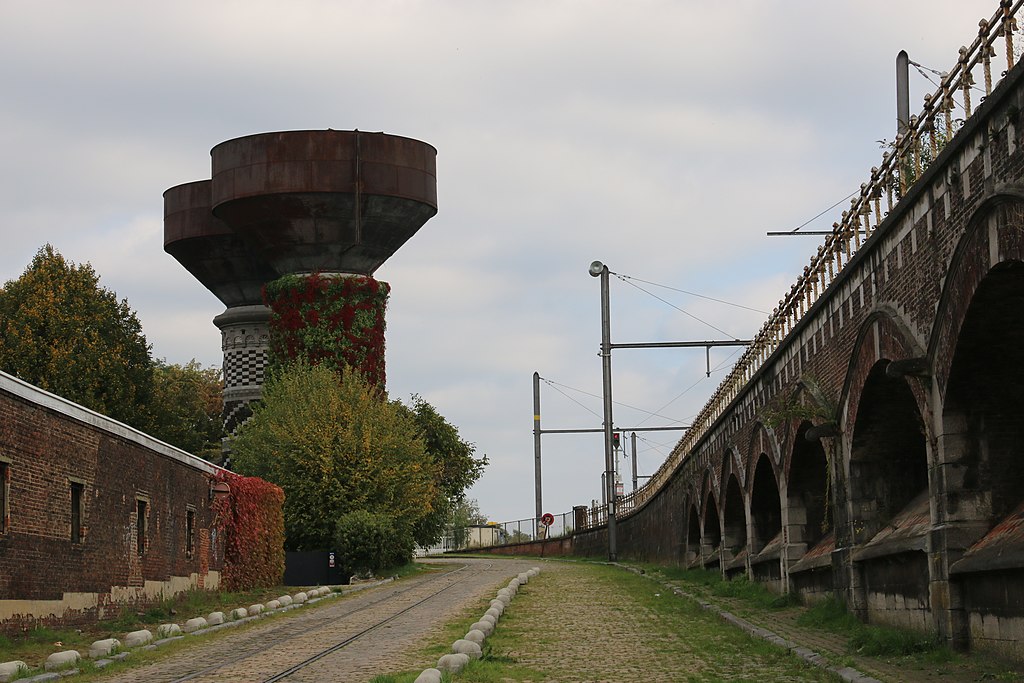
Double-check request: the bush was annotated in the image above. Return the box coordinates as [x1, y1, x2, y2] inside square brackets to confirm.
[335, 510, 413, 577]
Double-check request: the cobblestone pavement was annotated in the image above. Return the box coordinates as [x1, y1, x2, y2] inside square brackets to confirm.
[98, 557, 538, 683]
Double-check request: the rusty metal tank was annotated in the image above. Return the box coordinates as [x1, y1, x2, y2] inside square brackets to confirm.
[163, 180, 278, 307]
[209, 130, 437, 276]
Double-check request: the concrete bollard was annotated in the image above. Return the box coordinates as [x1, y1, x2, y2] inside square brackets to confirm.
[231, 608, 248, 620]
[44, 650, 81, 671]
[414, 668, 442, 683]
[157, 624, 181, 638]
[292, 592, 308, 604]
[470, 620, 494, 636]
[124, 629, 153, 648]
[489, 599, 505, 614]
[248, 604, 264, 615]
[89, 638, 120, 658]
[0, 661, 28, 682]
[207, 612, 225, 626]
[480, 614, 496, 628]
[452, 639, 483, 659]
[265, 599, 281, 611]
[436, 653, 470, 673]
[183, 617, 208, 633]
[485, 606, 501, 621]
[278, 595, 293, 607]
[529, 567, 541, 576]
[518, 572, 530, 583]
[464, 629, 486, 644]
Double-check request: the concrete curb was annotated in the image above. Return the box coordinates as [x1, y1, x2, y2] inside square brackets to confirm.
[617, 564, 883, 683]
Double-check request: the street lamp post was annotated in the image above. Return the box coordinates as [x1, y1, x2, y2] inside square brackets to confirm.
[589, 260, 617, 561]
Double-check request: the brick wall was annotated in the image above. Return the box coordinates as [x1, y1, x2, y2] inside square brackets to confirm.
[0, 372, 225, 633]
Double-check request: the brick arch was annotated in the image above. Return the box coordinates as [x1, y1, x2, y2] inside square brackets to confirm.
[746, 421, 782, 473]
[749, 451, 782, 553]
[931, 189, 1024, 395]
[700, 469, 721, 566]
[839, 307, 930, 445]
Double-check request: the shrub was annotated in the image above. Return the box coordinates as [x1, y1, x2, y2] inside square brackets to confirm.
[335, 510, 412, 577]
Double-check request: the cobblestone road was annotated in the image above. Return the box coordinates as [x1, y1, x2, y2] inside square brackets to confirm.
[99, 558, 538, 683]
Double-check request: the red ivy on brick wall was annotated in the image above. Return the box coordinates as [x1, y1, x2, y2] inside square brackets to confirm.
[212, 471, 285, 591]
[263, 273, 390, 387]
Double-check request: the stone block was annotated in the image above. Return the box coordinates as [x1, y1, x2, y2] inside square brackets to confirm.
[249, 603, 264, 615]
[231, 608, 248, 620]
[470, 620, 494, 636]
[485, 607, 501, 620]
[266, 600, 281, 610]
[464, 629, 486, 644]
[157, 624, 181, 638]
[0, 661, 28, 682]
[414, 668, 442, 683]
[124, 629, 153, 648]
[44, 650, 81, 671]
[480, 614, 496, 627]
[489, 599, 504, 613]
[292, 592, 308, 604]
[89, 638, 121, 658]
[436, 653, 470, 673]
[207, 612, 226, 626]
[183, 617, 208, 633]
[517, 572, 530, 583]
[451, 639, 482, 659]
[278, 595, 293, 607]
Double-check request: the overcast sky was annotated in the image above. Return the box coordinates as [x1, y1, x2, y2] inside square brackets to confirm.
[0, 0, 1000, 523]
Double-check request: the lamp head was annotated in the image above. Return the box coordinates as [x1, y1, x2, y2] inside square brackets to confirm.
[589, 260, 605, 277]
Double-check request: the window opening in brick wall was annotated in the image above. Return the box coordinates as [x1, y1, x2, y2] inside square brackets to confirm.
[70, 481, 84, 543]
[136, 498, 148, 556]
[0, 460, 8, 535]
[185, 506, 195, 558]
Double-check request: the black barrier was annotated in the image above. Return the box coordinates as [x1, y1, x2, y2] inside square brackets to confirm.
[283, 550, 349, 586]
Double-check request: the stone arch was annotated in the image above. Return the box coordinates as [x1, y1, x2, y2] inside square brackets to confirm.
[701, 470, 721, 569]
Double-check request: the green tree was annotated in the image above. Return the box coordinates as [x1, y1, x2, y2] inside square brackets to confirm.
[449, 498, 488, 549]
[148, 359, 224, 458]
[230, 362, 439, 551]
[0, 244, 153, 427]
[397, 396, 488, 546]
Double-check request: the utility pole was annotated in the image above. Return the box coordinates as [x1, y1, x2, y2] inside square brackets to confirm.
[589, 260, 618, 561]
[631, 431, 638, 491]
[533, 371, 543, 530]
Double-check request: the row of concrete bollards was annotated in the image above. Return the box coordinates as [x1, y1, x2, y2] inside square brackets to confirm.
[413, 567, 541, 683]
[0, 586, 351, 683]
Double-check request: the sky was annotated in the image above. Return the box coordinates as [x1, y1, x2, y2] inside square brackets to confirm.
[0, 0, 1002, 524]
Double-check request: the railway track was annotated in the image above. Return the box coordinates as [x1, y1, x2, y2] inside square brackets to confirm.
[145, 558, 509, 683]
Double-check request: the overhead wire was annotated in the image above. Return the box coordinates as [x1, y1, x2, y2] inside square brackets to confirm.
[613, 275, 739, 339]
[540, 377, 687, 425]
[612, 273, 768, 315]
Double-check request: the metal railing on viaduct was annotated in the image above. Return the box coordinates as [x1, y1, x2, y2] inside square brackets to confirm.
[473, 1, 1024, 662]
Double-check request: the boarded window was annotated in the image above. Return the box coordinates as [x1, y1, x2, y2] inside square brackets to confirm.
[70, 482, 84, 543]
[185, 507, 195, 558]
[136, 498, 148, 556]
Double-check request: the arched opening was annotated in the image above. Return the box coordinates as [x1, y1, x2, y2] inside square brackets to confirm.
[848, 360, 929, 630]
[943, 262, 1024, 651]
[702, 493, 721, 570]
[788, 421, 832, 552]
[685, 501, 701, 565]
[722, 474, 746, 558]
[849, 362, 928, 545]
[750, 453, 782, 554]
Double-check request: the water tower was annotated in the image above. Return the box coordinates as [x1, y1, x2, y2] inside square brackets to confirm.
[164, 130, 437, 432]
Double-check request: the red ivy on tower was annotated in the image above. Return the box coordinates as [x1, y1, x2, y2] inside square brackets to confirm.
[263, 273, 390, 386]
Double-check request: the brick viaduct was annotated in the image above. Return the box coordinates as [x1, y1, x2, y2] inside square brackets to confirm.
[537, 22, 1024, 662]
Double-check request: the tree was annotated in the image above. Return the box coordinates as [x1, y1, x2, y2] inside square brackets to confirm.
[148, 359, 224, 458]
[397, 397, 488, 546]
[230, 362, 439, 551]
[0, 245, 153, 427]
[449, 498, 488, 549]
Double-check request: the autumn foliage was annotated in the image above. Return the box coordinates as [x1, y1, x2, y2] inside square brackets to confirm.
[263, 273, 389, 386]
[212, 470, 285, 591]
